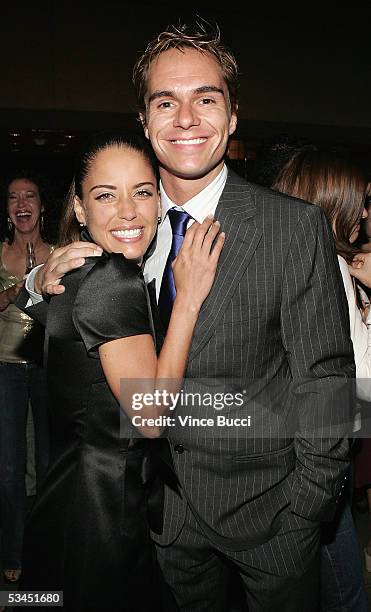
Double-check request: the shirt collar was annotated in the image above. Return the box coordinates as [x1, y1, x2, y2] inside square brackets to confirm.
[159, 165, 228, 223]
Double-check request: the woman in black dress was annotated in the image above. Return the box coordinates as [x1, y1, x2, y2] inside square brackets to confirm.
[19, 132, 224, 611]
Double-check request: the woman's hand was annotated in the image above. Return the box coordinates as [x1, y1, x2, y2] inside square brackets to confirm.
[34, 242, 103, 295]
[349, 252, 371, 289]
[361, 304, 370, 324]
[173, 216, 225, 312]
[0, 281, 24, 311]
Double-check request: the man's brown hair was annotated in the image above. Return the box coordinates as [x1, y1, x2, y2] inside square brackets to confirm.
[132, 19, 239, 120]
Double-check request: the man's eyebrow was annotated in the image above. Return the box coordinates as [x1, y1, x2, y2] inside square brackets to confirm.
[194, 86, 225, 96]
[148, 90, 173, 104]
[148, 85, 224, 104]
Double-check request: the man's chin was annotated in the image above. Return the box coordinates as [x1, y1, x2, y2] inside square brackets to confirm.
[160, 161, 221, 182]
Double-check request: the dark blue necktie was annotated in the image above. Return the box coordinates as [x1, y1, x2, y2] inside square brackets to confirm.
[159, 208, 192, 329]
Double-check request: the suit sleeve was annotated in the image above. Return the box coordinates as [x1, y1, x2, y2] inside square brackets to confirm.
[14, 285, 49, 327]
[281, 205, 355, 521]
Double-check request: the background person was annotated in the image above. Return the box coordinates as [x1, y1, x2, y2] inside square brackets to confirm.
[272, 147, 370, 611]
[347, 192, 371, 577]
[0, 170, 54, 585]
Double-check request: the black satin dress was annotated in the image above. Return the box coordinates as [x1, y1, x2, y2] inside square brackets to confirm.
[20, 252, 171, 612]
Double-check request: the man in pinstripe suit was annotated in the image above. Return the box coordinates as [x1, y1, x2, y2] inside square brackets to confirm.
[131, 21, 355, 612]
[27, 20, 355, 612]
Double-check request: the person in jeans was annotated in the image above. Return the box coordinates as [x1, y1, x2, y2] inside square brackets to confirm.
[0, 170, 53, 584]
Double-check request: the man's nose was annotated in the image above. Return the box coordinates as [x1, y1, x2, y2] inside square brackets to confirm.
[174, 101, 200, 129]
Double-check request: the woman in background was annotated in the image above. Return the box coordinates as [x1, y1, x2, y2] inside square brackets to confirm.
[273, 148, 369, 612]
[347, 192, 371, 574]
[0, 171, 54, 585]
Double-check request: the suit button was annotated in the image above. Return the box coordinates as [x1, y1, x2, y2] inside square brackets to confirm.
[174, 444, 184, 454]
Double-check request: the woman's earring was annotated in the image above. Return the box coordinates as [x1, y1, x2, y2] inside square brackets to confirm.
[40, 212, 44, 233]
[7, 217, 13, 232]
[79, 223, 85, 227]
[157, 216, 161, 225]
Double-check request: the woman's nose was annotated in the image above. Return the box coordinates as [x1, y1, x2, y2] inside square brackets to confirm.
[15, 193, 25, 204]
[117, 198, 136, 220]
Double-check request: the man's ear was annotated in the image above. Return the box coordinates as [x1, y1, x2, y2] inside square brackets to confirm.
[229, 109, 238, 137]
[139, 112, 149, 139]
[73, 196, 86, 226]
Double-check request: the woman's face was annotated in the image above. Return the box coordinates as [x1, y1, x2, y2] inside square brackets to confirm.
[7, 179, 42, 235]
[349, 206, 368, 244]
[363, 199, 371, 241]
[74, 146, 160, 261]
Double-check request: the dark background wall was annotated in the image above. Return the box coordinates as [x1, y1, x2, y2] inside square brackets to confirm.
[1, 1, 370, 193]
[1, 2, 370, 127]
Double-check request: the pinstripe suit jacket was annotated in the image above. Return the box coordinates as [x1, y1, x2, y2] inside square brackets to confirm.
[154, 169, 355, 551]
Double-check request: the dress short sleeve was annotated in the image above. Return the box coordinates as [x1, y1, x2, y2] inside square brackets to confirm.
[72, 253, 152, 357]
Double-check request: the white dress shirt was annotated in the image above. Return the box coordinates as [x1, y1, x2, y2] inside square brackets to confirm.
[25, 265, 43, 304]
[25, 165, 228, 304]
[144, 165, 227, 298]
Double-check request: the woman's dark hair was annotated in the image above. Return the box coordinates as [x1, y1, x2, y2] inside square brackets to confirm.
[0, 169, 59, 245]
[272, 149, 369, 262]
[58, 131, 159, 246]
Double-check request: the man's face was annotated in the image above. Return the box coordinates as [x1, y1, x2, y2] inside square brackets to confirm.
[141, 48, 237, 185]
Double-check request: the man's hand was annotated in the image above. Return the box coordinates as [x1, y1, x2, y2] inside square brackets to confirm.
[348, 252, 371, 289]
[35, 242, 103, 295]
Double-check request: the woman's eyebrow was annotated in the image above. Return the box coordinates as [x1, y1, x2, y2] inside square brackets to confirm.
[89, 184, 117, 193]
[133, 182, 156, 188]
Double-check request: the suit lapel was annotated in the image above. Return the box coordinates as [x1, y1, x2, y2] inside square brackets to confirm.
[189, 170, 262, 360]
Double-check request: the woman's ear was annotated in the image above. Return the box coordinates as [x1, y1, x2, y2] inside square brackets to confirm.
[74, 196, 86, 226]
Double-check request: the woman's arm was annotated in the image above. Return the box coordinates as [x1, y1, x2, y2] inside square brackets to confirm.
[339, 257, 371, 401]
[352, 313, 371, 403]
[0, 282, 24, 312]
[99, 217, 224, 437]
